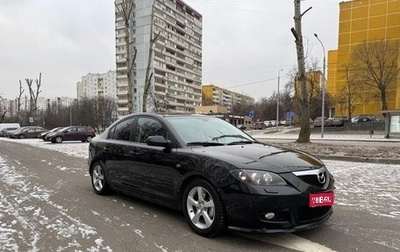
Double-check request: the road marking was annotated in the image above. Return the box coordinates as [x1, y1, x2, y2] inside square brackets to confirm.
[238, 233, 337, 252]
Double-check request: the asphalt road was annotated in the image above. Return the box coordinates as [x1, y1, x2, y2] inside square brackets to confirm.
[0, 140, 399, 252]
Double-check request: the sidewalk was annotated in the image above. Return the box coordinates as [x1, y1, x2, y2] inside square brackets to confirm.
[248, 127, 400, 142]
[246, 127, 400, 165]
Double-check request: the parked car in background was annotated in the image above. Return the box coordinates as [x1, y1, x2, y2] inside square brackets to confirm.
[313, 117, 331, 127]
[45, 126, 95, 143]
[251, 121, 266, 130]
[0, 127, 20, 137]
[329, 117, 348, 127]
[9, 126, 47, 139]
[0, 123, 20, 132]
[38, 127, 65, 141]
[351, 117, 359, 123]
[88, 113, 335, 237]
[358, 115, 377, 123]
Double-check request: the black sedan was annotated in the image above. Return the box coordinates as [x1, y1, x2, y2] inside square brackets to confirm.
[88, 113, 335, 237]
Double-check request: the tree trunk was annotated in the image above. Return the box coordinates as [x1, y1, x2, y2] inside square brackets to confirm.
[142, 7, 159, 112]
[292, 0, 311, 143]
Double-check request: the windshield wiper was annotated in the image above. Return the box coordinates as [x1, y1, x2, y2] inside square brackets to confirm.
[228, 140, 254, 145]
[187, 142, 225, 147]
[211, 134, 248, 141]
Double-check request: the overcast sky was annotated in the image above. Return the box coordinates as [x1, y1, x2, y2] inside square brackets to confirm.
[0, 0, 342, 101]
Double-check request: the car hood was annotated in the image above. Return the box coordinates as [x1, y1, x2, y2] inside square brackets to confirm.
[190, 143, 324, 173]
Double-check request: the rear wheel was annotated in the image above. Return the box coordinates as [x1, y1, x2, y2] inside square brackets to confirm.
[86, 136, 93, 142]
[91, 162, 111, 195]
[182, 179, 226, 237]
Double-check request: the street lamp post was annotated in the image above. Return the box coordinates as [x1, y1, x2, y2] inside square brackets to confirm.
[314, 33, 326, 138]
[276, 69, 283, 131]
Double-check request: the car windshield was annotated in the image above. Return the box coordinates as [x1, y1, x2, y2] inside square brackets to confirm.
[166, 116, 254, 146]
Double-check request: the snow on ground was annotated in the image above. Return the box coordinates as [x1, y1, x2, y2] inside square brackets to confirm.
[0, 152, 108, 251]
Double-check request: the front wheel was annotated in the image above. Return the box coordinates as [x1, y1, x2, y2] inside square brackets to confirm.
[55, 136, 63, 143]
[19, 135, 26, 139]
[91, 162, 111, 195]
[86, 136, 93, 142]
[182, 179, 226, 237]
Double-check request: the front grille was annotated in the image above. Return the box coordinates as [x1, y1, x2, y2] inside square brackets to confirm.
[292, 168, 328, 188]
[298, 174, 325, 187]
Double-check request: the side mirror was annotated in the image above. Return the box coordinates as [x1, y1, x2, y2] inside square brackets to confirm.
[146, 135, 172, 149]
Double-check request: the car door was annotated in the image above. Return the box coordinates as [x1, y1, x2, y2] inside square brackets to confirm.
[76, 126, 88, 141]
[63, 127, 77, 141]
[25, 127, 37, 138]
[126, 116, 180, 205]
[102, 117, 137, 190]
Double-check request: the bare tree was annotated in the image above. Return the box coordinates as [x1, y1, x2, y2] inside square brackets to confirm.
[16, 80, 25, 123]
[231, 101, 254, 117]
[115, 0, 137, 114]
[25, 73, 42, 124]
[0, 95, 6, 123]
[142, 27, 161, 112]
[351, 40, 400, 112]
[336, 66, 360, 119]
[149, 93, 166, 113]
[291, 0, 312, 143]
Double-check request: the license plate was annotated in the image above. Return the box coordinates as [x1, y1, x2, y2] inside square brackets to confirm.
[309, 192, 334, 208]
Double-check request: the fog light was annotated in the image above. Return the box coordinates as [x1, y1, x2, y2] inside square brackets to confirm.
[264, 212, 275, 220]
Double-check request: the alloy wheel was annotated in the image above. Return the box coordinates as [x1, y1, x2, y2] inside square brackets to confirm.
[92, 164, 105, 192]
[186, 186, 216, 230]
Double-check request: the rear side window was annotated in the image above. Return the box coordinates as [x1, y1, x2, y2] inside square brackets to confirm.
[112, 118, 135, 141]
[77, 127, 87, 132]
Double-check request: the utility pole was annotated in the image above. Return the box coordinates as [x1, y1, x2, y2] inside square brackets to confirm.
[276, 69, 283, 131]
[314, 33, 326, 138]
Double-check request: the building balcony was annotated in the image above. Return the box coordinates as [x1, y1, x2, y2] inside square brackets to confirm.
[117, 99, 128, 104]
[116, 57, 126, 63]
[165, 0, 175, 10]
[116, 66, 128, 71]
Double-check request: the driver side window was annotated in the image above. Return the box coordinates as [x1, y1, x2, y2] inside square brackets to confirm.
[133, 117, 166, 143]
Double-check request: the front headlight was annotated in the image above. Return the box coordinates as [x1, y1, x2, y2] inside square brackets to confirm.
[231, 170, 287, 186]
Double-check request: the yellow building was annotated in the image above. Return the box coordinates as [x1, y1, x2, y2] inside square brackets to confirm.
[201, 85, 255, 113]
[328, 0, 400, 117]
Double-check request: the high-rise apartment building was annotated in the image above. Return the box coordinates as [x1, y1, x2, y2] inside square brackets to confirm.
[115, 0, 202, 116]
[328, 0, 400, 116]
[76, 70, 117, 101]
[202, 85, 255, 113]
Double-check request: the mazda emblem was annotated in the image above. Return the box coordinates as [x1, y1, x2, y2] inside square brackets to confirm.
[317, 172, 326, 184]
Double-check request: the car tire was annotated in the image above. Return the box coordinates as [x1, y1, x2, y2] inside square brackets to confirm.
[182, 179, 226, 237]
[91, 162, 111, 195]
[55, 136, 63, 143]
[86, 136, 93, 142]
[19, 135, 25, 139]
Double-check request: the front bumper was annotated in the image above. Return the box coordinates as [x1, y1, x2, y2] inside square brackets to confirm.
[222, 187, 333, 233]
